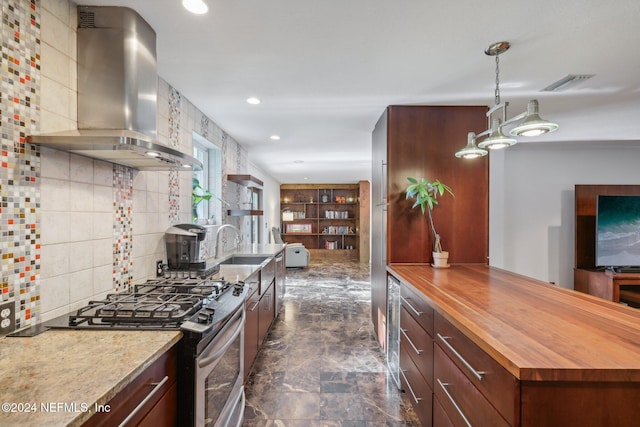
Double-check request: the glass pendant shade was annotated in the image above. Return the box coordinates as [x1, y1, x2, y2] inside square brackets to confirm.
[478, 119, 517, 150]
[509, 100, 559, 137]
[455, 133, 488, 159]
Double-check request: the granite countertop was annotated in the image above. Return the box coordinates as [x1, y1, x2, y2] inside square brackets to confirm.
[0, 330, 182, 426]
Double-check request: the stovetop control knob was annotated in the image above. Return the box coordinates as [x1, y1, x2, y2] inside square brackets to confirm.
[197, 307, 216, 324]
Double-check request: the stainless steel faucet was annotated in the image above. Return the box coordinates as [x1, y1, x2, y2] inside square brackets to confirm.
[214, 224, 242, 257]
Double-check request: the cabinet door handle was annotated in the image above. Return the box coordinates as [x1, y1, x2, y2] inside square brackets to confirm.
[400, 296, 424, 317]
[437, 378, 473, 427]
[399, 369, 423, 404]
[118, 375, 169, 427]
[437, 333, 485, 381]
[400, 328, 424, 355]
[249, 301, 260, 312]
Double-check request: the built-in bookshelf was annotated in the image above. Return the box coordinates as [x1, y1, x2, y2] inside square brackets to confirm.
[280, 183, 370, 262]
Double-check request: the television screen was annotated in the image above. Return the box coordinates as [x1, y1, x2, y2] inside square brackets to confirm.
[596, 195, 640, 269]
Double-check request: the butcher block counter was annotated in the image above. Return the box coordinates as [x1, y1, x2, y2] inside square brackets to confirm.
[389, 264, 640, 427]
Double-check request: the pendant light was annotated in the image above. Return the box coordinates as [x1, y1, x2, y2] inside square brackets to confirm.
[455, 41, 559, 159]
[455, 133, 490, 159]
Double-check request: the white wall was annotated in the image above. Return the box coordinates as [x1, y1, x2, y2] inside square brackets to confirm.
[490, 141, 640, 288]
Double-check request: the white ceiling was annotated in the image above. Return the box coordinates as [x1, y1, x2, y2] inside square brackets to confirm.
[76, 0, 640, 184]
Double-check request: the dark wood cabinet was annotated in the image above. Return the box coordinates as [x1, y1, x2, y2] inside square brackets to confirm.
[258, 281, 275, 345]
[371, 105, 488, 345]
[398, 278, 435, 426]
[83, 344, 178, 427]
[391, 264, 640, 427]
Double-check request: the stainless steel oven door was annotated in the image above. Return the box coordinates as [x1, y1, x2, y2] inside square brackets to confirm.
[195, 306, 245, 427]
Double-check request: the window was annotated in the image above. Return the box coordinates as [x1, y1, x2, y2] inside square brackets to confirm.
[192, 133, 222, 224]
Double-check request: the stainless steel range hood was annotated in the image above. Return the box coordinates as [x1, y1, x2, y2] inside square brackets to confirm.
[27, 6, 202, 171]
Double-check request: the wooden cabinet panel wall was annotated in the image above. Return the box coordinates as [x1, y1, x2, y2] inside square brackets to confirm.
[371, 105, 488, 345]
[386, 106, 488, 264]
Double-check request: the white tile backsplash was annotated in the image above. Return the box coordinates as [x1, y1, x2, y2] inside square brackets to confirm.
[92, 238, 114, 267]
[68, 212, 94, 242]
[40, 75, 73, 120]
[68, 241, 95, 272]
[69, 181, 94, 211]
[93, 264, 114, 295]
[69, 154, 95, 183]
[40, 7, 72, 59]
[40, 243, 70, 279]
[41, 211, 71, 245]
[93, 161, 114, 187]
[40, 275, 70, 315]
[41, 147, 70, 180]
[146, 190, 160, 213]
[41, 178, 70, 211]
[93, 184, 113, 212]
[92, 212, 113, 240]
[69, 270, 94, 303]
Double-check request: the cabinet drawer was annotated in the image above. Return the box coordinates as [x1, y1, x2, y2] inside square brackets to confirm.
[435, 312, 518, 426]
[399, 344, 433, 427]
[400, 305, 433, 387]
[434, 345, 510, 427]
[84, 345, 177, 427]
[260, 258, 275, 294]
[401, 284, 434, 335]
[433, 394, 455, 427]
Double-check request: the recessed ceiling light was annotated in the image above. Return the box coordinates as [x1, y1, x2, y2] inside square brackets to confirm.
[182, 0, 208, 14]
[270, 135, 280, 140]
[246, 97, 261, 105]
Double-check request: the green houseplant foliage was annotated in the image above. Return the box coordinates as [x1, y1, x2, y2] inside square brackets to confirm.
[405, 177, 454, 253]
[192, 177, 212, 222]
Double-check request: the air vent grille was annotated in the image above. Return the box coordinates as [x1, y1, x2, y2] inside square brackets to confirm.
[78, 11, 96, 28]
[542, 74, 594, 92]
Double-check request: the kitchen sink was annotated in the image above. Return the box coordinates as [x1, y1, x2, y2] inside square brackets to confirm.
[219, 255, 269, 265]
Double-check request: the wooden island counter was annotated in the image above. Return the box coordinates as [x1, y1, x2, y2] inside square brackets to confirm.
[388, 264, 640, 427]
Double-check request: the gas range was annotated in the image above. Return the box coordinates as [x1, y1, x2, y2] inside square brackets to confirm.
[46, 275, 247, 337]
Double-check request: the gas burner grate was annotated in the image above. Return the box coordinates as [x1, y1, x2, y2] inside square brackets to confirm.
[69, 293, 204, 328]
[66, 275, 242, 329]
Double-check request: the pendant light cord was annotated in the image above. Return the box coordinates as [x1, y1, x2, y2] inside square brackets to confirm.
[494, 54, 501, 106]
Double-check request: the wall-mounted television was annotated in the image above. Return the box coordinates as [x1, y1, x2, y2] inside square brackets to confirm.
[596, 195, 640, 271]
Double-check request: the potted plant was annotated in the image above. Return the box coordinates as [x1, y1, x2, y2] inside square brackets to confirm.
[405, 177, 454, 268]
[192, 178, 228, 223]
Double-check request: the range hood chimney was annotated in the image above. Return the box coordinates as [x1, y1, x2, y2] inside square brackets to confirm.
[27, 6, 202, 171]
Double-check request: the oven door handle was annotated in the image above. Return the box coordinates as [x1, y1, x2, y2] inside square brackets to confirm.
[197, 309, 245, 369]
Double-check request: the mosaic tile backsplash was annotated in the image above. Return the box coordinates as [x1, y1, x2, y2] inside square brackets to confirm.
[113, 165, 133, 292]
[1, 0, 41, 329]
[168, 87, 181, 225]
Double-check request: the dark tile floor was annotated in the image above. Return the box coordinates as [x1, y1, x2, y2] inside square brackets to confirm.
[243, 260, 420, 426]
